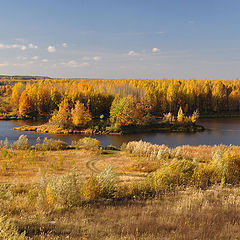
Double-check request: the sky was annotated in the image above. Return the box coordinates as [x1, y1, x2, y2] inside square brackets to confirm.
[0, 0, 240, 79]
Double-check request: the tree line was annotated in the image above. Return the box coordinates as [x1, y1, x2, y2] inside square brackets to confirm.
[6, 78, 240, 127]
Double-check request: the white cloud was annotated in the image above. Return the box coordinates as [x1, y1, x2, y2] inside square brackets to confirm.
[32, 56, 39, 60]
[82, 56, 90, 61]
[93, 56, 101, 61]
[16, 56, 27, 60]
[15, 38, 25, 42]
[13, 61, 33, 67]
[80, 62, 89, 67]
[0, 43, 26, 50]
[0, 63, 8, 67]
[128, 50, 139, 56]
[62, 60, 89, 68]
[28, 43, 38, 49]
[48, 45, 56, 53]
[42, 59, 48, 63]
[152, 47, 160, 53]
[13, 63, 25, 67]
[155, 31, 164, 34]
[65, 60, 78, 67]
[62, 43, 68, 48]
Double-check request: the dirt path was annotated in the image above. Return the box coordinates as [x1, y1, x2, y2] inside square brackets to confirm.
[85, 151, 148, 181]
[85, 157, 102, 174]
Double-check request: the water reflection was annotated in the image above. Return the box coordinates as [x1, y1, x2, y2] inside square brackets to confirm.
[0, 118, 239, 147]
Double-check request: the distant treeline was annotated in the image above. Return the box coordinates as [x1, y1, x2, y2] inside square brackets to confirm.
[8, 78, 240, 117]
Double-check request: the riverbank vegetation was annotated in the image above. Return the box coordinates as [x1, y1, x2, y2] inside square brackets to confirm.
[1, 137, 240, 238]
[1, 77, 240, 133]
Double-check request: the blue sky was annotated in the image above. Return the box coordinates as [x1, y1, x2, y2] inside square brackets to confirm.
[0, 0, 240, 79]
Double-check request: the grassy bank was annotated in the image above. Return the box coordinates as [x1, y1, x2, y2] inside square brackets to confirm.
[14, 121, 204, 135]
[1, 138, 240, 239]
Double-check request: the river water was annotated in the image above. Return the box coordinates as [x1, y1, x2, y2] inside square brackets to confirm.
[0, 118, 239, 147]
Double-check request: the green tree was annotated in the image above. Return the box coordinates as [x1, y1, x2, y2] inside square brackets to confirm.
[110, 95, 145, 126]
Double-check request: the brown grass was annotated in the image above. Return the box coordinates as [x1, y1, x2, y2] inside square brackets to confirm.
[0, 148, 141, 184]
[0, 149, 96, 183]
[1, 143, 240, 239]
[4, 186, 240, 239]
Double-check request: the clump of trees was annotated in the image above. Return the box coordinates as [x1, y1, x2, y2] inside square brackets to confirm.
[3, 77, 240, 130]
[163, 107, 199, 124]
[50, 99, 92, 129]
[110, 95, 148, 127]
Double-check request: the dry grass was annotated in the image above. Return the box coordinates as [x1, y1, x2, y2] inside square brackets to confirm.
[124, 141, 240, 173]
[0, 148, 140, 184]
[2, 186, 240, 239]
[1, 141, 240, 239]
[0, 149, 96, 184]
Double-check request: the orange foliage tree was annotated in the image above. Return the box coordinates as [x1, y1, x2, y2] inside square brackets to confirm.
[19, 91, 33, 117]
[71, 100, 92, 127]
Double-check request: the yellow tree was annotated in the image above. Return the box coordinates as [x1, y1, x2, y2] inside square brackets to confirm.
[50, 99, 71, 127]
[191, 109, 200, 123]
[177, 107, 184, 122]
[19, 90, 33, 117]
[10, 82, 25, 108]
[71, 101, 92, 127]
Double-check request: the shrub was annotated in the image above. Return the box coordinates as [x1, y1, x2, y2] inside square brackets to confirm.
[149, 159, 197, 191]
[192, 163, 215, 188]
[38, 138, 68, 151]
[0, 215, 27, 240]
[211, 149, 240, 184]
[44, 170, 82, 208]
[72, 137, 101, 151]
[98, 166, 118, 198]
[123, 140, 171, 160]
[83, 167, 119, 201]
[83, 175, 102, 201]
[13, 135, 30, 150]
[163, 112, 175, 122]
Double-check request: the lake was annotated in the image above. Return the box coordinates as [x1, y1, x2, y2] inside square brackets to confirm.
[0, 118, 240, 148]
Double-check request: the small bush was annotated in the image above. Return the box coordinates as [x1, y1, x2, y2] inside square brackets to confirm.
[211, 149, 240, 184]
[37, 138, 68, 151]
[149, 159, 197, 191]
[0, 215, 27, 240]
[83, 167, 118, 201]
[123, 140, 171, 160]
[72, 137, 101, 151]
[13, 135, 30, 150]
[83, 175, 102, 201]
[44, 170, 82, 208]
[98, 166, 118, 198]
[192, 163, 215, 188]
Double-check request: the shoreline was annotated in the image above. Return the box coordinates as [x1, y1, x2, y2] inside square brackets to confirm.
[13, 122, 205, 135]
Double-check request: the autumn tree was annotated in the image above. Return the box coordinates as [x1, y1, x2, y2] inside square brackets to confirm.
[191, 109, 200, 123]
[10, 82, 25, 108]
[110, 95, 146, 126]
[71, 100, 92, 127]
[19, 90, 33, 117]
[177, 107, 184, 122]
[50, 99, 71, 128]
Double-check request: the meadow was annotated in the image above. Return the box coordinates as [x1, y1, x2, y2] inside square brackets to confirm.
[1, 136, 240, 239]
